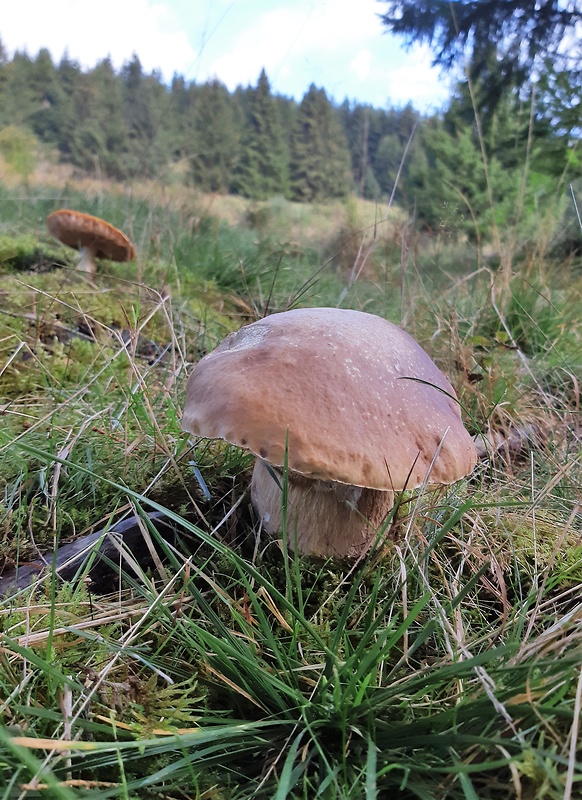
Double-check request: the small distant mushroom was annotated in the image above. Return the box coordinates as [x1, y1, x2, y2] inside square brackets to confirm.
[181, 308, 477, 558]
[46, 209, 136, 278]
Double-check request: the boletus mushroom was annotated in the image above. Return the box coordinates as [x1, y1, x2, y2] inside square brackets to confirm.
[47, 209, 136, 278]
[181, 308, 477, 558]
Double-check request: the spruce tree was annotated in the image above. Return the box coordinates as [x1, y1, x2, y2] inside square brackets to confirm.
[189, 79, 240, 193]
[379, 1, 582, 109]
[289, 84, 352, 202]
[87, 59, 130, 178]
[374, 133, 402, 196]
[231, 69, 288, 199]
[53, 57, 130, 179]
[340, 102, 378, 198]
[120, 55, 170, 178]
[407, 87, 541, 239]
[168, 74, 191, 160]
[54, 54, 83, 163]
[0, 51, 37, 127]
[24, 49, 63, 143]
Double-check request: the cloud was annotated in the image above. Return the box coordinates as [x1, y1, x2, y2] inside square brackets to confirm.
[194, 0, 446, 109]
[384, 45, 451, 109]
[1, 0, 197, 80]
[200, 0, 384, 90]
[350, 50, 372, 81]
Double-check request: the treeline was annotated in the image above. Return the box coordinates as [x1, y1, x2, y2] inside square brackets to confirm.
[0, 42, 579, 236]
[0, 45, 419, 200]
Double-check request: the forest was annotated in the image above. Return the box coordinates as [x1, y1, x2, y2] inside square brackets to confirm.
[0, 37, 579, 240]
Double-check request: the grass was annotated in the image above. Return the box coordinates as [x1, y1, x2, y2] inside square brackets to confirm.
[0, 168, 580, 799]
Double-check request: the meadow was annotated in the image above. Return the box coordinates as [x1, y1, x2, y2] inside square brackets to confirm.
[0, 155, 580, 799]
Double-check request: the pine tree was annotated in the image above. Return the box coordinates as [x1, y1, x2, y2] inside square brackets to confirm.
[231, 70, 288, 199]
[289, 85, 352, 202]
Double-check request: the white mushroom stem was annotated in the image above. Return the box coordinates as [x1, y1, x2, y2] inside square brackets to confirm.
[76, 246, 98, 277]
[251, 459, 395, 558]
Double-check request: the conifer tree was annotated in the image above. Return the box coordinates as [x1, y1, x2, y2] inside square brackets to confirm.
[167, 74, 191, 159]
[54, 54, 83, 162]
[85, 59, 130, 177]
[407, 87, 541, 238]
[120, 55, 169, 177]
[0, 38, 7, 78]
[374, 133, 403, 196]
[53, 58, 128, 178]
[339, 102, 379, 198]
[536, 63, 582, 179]
[379, 1, 581, 107]
[189, 79, 240, 193]
[289, 84, 352, 202]
[25, 49, 64, 143]
[231, 69, 288, 199]
[0, 51, 37, 127]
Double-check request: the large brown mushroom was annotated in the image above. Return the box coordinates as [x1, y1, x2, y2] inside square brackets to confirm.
[47, 209, 136, 278]
[181, 308, 477, 558]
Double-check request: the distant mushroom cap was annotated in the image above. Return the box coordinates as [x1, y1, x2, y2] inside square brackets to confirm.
[46, 209, 136, 262]
[182, 307, 477, 491]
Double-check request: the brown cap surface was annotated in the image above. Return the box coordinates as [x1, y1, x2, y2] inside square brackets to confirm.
[182, 308, 477, 491]
[47, 210, 136, 262]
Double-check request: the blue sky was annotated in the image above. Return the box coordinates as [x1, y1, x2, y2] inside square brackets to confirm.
[2, 0, 453, 110]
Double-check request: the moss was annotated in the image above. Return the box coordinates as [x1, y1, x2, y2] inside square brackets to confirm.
[446, 508, 582, 588]
[0, 233, 65, 273]
[504, 514, 582, 582]
[0, 264, 241, 403]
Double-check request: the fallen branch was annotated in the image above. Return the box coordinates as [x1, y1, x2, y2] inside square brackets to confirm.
[0, 512, 173, 597]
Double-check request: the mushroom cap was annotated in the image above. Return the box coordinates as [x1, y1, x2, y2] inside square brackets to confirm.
[181, 308, 477, 491]
[47, 209, 136, 262]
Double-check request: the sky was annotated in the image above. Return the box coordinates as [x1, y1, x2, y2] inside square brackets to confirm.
[1, 0, 453, 111]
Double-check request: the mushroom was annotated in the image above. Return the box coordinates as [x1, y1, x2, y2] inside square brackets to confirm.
[46, 209, 136, 278]
[181, 308, 477, 558]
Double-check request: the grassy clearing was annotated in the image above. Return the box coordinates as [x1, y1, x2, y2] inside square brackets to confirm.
[0, 175, 580, 798]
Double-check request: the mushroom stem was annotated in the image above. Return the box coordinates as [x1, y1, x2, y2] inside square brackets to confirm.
[251, 459, 395, 558]
[76, 246, 98, 277]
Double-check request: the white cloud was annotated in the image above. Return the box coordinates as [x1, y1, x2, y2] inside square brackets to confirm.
[384, 45, 450, 109]
[350, 50, 372, 81]
[200, 0, 384, 90]
[2, 0, 197, 80]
